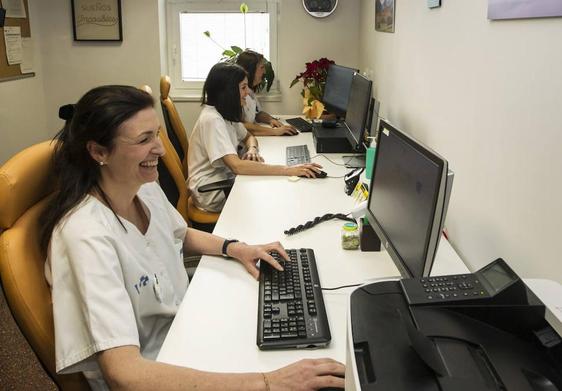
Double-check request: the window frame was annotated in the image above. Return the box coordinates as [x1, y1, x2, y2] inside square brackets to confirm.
[166, 0, 279, 101]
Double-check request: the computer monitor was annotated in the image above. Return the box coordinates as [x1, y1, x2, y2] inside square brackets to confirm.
[322, 64, 358, 118]
[343, 73, 372, 152]
[366, 120, 454, 278]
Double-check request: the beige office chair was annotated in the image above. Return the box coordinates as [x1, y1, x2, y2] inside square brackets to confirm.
[160, 75, 189, 178]
[0, 141, 90, 390]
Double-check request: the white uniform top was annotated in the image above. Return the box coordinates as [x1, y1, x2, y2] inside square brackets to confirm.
[45, 182, 188, 391]
[187, 104, 248, 212]
[243, 90, 261, 123]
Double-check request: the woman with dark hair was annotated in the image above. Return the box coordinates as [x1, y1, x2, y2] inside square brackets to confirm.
[236, 50, 298, 136]
[188, 63, 323, 213]
[41, 85, 344, 390]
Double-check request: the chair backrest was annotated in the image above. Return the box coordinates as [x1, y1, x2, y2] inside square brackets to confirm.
[158, 129, 190, 224]
[160, 75, 189, 178]
[0, 142, 89, 390]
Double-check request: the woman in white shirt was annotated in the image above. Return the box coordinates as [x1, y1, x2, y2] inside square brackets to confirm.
[41, 85, 344, 391]
[188, 63, 323, 213]
[236, 50, 298, 136]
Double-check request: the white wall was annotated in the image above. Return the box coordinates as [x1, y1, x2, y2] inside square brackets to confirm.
[1, 0, 360, 162]
[0, 0, 48, 165]
[174, 0, 361, 134]
[359, 0, 562, 283]
[37, 0, 163, 134]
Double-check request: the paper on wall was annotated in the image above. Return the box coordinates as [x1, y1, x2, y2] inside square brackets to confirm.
[3, 25, 23, 65]
[20, 37, 33, 73]
[2, 0, 27, 18]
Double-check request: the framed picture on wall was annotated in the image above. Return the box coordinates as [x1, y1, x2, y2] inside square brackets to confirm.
[375, 0, 395, 33]
[71, 0, 122, 41]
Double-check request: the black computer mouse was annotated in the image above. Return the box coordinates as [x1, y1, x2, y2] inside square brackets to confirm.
[299, 170, 328, 179]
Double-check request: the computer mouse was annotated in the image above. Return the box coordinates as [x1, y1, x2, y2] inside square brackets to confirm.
[299, 170, 328, 179]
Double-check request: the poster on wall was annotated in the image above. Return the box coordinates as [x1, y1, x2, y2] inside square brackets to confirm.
[375, 0, 395, 33]
[488, 0, 562, 20]
[71, 0, 122, 41]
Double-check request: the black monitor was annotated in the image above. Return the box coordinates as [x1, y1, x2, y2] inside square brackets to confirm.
[366, 120, 454, 278]
[322, 64, 358, 118]
[343, 73, 372, 151]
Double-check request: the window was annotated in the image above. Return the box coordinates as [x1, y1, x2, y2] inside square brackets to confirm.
[166, 0, 279, 100]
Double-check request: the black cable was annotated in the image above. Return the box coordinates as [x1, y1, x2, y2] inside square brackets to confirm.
[284, 212, 356, 236]
[322, 283, 362, 291]
[311, 154, 355, 167]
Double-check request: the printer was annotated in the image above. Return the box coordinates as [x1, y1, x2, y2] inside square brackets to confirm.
[346, 259, 562, 391]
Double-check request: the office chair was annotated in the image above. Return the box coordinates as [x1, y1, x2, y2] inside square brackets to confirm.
[139, 84, 233, 232]
[160, 75, 189, 178]
[139, 84, 190, 224]
[0, 141, 90, 390]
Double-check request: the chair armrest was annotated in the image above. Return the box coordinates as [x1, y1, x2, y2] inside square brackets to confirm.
[198, 178, 235, 194]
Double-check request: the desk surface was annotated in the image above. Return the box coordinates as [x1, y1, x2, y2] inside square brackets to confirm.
[157, 131, 468, 373]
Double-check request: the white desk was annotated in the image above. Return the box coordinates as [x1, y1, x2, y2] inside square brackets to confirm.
[157, 132, 468, 373]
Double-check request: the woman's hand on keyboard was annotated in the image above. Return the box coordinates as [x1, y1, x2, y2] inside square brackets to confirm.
[229, 241, 289, 280]
[286, 163, 323, 178]
[266, 358, 345, 390]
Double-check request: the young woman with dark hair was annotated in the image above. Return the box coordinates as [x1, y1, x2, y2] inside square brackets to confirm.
[235, 50, 298, 136]
[188, 63, 322, 213]
[41, 85, 343, 391]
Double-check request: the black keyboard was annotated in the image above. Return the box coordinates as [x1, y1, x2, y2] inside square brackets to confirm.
[286, 117, 313, 132]
[286, 144, 311, 166]
[257, 249, 331, 350]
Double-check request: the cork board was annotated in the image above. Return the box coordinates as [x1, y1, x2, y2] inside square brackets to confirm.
[0, 0, 35, 82]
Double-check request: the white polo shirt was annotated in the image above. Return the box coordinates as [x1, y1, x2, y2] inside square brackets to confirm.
[243, 90, 261, 123]
[45, 182, 188, 390]
[187, 104, 248, 212]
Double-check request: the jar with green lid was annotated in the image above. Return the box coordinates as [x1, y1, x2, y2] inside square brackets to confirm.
[341, 222, 360, 250]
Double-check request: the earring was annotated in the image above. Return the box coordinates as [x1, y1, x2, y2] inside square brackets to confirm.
[99, 161, 105, 166]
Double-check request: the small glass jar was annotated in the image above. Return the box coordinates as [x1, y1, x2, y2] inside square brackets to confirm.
[341, 222, 360, 250]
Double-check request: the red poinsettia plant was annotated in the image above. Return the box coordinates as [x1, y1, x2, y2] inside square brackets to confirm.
[290, 58, 335, 102]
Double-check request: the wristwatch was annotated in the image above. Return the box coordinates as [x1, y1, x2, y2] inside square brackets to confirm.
[221, 239, 239, 258]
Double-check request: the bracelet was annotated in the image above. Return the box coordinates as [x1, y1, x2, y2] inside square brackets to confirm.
[261, 373, 270, 391]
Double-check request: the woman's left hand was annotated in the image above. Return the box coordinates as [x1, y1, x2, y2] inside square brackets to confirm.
[228, 241, 289, 279]
[270, 118, 284, 128]
[242, 147, 264, 162]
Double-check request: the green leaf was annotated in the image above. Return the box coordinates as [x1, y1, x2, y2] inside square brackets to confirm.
[203, 31, 210, 37]
[240, 3, 249, 13]
[222, 49, 236, 58]
[289, 78, 300, 88]
[231, 46, 243, 54]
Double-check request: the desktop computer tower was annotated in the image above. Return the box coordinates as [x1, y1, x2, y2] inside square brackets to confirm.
[312, 124, 354, 153]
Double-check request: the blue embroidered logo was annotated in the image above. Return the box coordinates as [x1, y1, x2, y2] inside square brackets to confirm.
[134, 275, 150, 295]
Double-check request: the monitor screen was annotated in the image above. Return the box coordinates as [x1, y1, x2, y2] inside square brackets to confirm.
[344, 73, 372, 151]
[366, 120, 453, 278]
[322, 64, 357, 118]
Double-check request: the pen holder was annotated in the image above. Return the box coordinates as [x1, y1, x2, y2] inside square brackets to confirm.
[365, 147, 377, 180]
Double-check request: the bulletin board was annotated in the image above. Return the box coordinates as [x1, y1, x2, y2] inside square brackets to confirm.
[0, 0, 35, 82]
